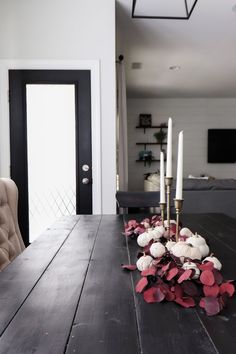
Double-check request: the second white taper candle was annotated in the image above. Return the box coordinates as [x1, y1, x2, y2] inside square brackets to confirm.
[176, 131, 183, 200]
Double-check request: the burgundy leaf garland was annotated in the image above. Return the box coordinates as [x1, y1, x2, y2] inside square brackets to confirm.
[121, 216, 235, 316]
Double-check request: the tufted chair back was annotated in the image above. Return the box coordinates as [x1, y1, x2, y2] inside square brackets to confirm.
[0, 178, 25, 271]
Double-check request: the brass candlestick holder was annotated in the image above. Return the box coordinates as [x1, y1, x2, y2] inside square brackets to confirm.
[165, 177, 173, 234]
[174, 198, 184, 242]
[159, 202, 166, 224]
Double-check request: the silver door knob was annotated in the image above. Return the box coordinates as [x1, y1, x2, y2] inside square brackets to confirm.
[82, 164, 90, 172]
[82, 178, 89, 185]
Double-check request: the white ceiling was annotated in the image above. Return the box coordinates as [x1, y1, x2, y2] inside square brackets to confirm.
[116, 0, 236, 98]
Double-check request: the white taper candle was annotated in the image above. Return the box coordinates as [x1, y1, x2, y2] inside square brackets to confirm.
[176, 131, 183, 200]
[166, 118, 172, 178]
[160, 151, 165, 203]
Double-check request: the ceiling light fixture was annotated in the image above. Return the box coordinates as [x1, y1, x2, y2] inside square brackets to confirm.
[132, 0, 198, 20]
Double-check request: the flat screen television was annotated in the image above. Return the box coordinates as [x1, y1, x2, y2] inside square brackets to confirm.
[208, 129, 236, 163]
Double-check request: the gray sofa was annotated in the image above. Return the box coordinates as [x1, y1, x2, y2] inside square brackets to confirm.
[180, 179, 236, 219]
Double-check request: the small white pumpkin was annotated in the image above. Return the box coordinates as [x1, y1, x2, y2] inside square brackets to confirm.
[182, 261, 200, 279]
[188, 246, 202, 261]
[203, 255, 222, 270]
[198, 244, 209, 258]
[137, 232, 153, 247]
[136, 255, 153, 271]
[148, 229, 162, 241]
[166, 240, 176, 251]
[154, 225, 165, 235]
[150, 242, 166, 258]
[171, 241, 192, 258]
[187, 233, 206, 247]
[179, 227, 193, 238]
[171, 242, 202, 260]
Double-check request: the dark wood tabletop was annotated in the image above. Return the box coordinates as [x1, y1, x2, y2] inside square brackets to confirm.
[0, 213, 235, 354]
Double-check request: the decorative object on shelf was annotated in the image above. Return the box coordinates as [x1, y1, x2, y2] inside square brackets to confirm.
[139, 114, 152, 128]
[138, 150, 153, 166]
[153, 130, 167, 144]
[122, 215, 235, 316]
[132, 0, 199, 20]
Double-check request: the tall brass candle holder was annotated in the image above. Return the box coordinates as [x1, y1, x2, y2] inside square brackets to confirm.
[159, 202, 166, 224]
[165, 177, 173, 234]
[174, 199, 183, 242]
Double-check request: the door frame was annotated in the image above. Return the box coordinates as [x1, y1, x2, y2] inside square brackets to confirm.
[0, 60, 102, 214]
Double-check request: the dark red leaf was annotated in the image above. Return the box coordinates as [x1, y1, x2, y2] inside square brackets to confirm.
[198, 261, 214, 271]
[200, 297, 221, 316]
[165, 290, 175, 301]
[166, 267, 179, 281]
[178, 269, 192, 283]
[172, 284, 184, 298]
[200, 270, 215, 286]
[199, 298, 205, 309]
[141, 266, 157, 277]
[212, 269, 223, 285]
[126, 219, 138, 228]
[218, 294, 228, 310]
[143, 287, 165, 303]
[121, 264, 137, 271]
[175, 297, 195, 308]
[134, 226, 146, 235]
[162, 261, 171, 272]
[135, 277, 148, 293]
[182, 281, 199, 297]
[203, 284, 219, 297]
[170, 223, 177, 234]
[220, 282, 235, 297]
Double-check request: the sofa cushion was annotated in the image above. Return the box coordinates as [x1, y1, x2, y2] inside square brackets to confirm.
[182, 178, 236, 191]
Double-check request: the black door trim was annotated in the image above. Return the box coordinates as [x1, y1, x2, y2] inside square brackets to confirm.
[9, 70, 92, 245]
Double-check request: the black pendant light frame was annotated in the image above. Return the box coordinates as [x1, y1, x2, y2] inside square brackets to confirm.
[132, 0, 198, 20]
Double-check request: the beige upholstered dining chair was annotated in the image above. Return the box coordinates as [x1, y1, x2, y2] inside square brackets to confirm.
[0, 178, 25, 271]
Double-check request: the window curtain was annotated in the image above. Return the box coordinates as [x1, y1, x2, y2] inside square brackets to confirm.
[117, 58, 128, 191]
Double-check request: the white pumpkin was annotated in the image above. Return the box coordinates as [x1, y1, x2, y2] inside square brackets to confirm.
[179, 227, 193, 238]
[154, 225, 165, 235]
[136, 255, 153, 271]
[150, 242, 166, 258]
[182, 261, 200, 279]
[198, 244, 209, 258]
[188, 246, 202, 261]
[187, 233, 206, 247]
[148, 229, 162, 241]
[166, 240, 176, 251]
[171, 241, 192, 258]
[137, 232, 153, 247]
[203, 255, 222, 270]
[171, 242, 202, 260]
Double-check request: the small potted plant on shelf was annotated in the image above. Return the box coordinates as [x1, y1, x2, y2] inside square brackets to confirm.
[153, 130, 167, 144]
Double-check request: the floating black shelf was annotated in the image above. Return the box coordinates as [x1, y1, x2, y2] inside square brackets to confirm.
[136, 125, 168, 133]
[136, 142, 167, 145]
[136, 159, 160, 162]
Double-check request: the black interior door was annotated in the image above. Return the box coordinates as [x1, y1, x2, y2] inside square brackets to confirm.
[9, 70, 92, 245]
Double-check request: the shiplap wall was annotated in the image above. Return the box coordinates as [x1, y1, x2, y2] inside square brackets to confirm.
[128, 98, 236, 191]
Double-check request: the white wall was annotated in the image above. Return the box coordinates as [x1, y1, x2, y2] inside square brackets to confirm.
[0, 0, 116, 213]
[128, 98, 236, 190]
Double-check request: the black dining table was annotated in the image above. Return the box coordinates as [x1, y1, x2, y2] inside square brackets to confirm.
[0, 213, 236, 354]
